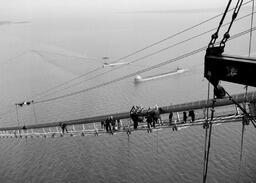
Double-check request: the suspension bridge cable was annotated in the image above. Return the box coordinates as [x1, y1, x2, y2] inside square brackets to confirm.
[203, 4, 248, 180]
[220, 0, 245, 46]
[29, 49, 102, 99]
[33, 27, 256, 104]
[0, 0, 250, 119]
[237, 1, 256, 179]
[203, 103, 214, 183]
[15, 105, 20, 126]
[209, 0, 232, 46]
[0, 50, 31, 120]
[34, 47, 207, 104]
[236, 89, 248, 183]
[1, 50, 29, 65]
[237, 1, 255, 179]
[31, 49, 100, 62]
[32, 12, 256, 100]
[249, 0, 255, 56]
[202, 81, 211, 182]
[0, 0, 253, 118]
[1, 26, 254, 120]
[32, 103, 38, 124]
[237, 122, 246, 183]
[108, 0, 253, 64]
[21, 1, 253, 101]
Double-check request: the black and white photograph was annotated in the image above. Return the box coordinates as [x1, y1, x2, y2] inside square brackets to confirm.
[0, 0, 256, 182]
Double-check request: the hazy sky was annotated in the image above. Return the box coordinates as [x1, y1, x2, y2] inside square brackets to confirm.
[1, 0, 228, 19]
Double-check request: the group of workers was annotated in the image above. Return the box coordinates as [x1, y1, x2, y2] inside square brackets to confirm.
[169, 110, 195, 124]
[130, 105, 163, 130]
[168, 110, 195, 131]
[101, 116, 122, 134]
[101, 107, 196, 134]
[183, 110, 195, 123]
[57, 107, 195, 135]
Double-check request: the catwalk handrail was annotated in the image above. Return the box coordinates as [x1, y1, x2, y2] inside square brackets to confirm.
[1, 91, 255, 131]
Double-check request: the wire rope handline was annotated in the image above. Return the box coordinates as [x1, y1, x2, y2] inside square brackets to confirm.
[30, 10, 256, 102]
[203, 1, 255, 181]
[249, 0, 255, 56]
[108, 0, 253, 65]
[1, 9, 254, 118]
[236, 86, 249, 183]
[33, 26, 256, 104]
[3, 10, 251, 110]
[237, 2, 255, 181]
[30, 49, 102, 99]
[31, 49, 100, 62]
[202, 81, 211, 182]
[225, 90, 256, 127]
[203, 95, 216, 183]
[1, 50, 29, 66]
[49, 11, 256, 97]
[15, 104, 20, 127]
[32, 101, 38, 124]
[0, 1, 253, 120]
[34, 48, 207, 104]
[21, 0, 253, 101]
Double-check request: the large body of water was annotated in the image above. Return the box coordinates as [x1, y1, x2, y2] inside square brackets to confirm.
[0, 123, 256, 183]
[0, 3, 256, 183]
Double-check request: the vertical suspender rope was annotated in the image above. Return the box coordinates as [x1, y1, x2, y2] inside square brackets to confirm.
[249, 0, 255, 56]
[238, 1, 256, 179]
[202, 2, 243, 179]
[202, 81, 211, 182]
[15, 105, 20, 126]
[236, 86, 248, 183]
[15, 104, 22, 136]
[203, 97, 216, 183]
[237, 120, 246, 182]
[32, 102, 38, 124]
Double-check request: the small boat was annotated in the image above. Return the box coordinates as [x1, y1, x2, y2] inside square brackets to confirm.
[134, 67, 187, 83]
[103, 62, 129, 68]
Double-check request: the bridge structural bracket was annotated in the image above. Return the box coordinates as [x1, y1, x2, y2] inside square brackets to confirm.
[205, 46, 256, 87]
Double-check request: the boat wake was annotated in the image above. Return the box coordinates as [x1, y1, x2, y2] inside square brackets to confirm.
[134, 67, 187, 83]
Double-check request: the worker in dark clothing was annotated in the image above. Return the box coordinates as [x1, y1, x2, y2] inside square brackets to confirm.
[105, 117, 113, 134]
[169, 111, 173, 126]
[146, 112, 153, 133]
[105, 117, 110, 132]
[101, 121, 105, 129]
[189, 110, 195, 122]
[59, 122, 68, 134]
[183, 112, 187, 123]
[130, 106, 139, 130]
[110, 116, 115, 132]
[117, 119, 121, 130]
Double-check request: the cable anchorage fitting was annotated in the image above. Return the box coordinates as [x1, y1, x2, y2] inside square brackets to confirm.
[220, 32, 230, 47]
